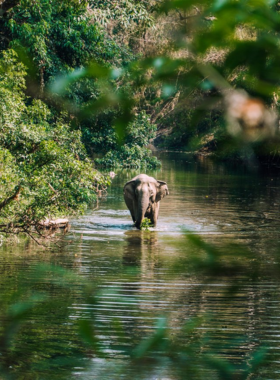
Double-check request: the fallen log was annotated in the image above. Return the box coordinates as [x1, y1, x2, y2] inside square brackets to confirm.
[38, 218, 69, 229]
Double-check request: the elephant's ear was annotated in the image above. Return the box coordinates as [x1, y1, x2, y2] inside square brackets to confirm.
[123, 180, 135, 200]
[156, 180, 169, 202]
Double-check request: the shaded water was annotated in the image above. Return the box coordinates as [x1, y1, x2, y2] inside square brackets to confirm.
[1, 153, 280, 379]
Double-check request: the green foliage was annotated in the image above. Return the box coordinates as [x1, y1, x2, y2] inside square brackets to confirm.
[88, 0, 156, 49]
[0, 0, 156, 170]
[0, 0, 163, 237]
[3, 0, 124, 77]
[152, 0, 280, 157]
[89, 0, 155, 27]
[94, 111, 161, 168]
[158, 104, 221, 152]
[0, 50, 109, 235]
[80, 0, 280, 159]
[140, 217, 152, 231]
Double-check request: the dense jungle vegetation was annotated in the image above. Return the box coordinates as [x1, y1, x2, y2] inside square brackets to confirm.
[1, 0, 280, 236]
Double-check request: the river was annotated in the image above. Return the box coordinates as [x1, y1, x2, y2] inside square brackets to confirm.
[0, 152, 280, 379]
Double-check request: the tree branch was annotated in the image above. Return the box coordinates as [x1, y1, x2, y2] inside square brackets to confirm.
[23, 228, 46, 246]
[176, 9, 196, 21]
[176, 8, 216, 22]
[0, 185, 21, 212]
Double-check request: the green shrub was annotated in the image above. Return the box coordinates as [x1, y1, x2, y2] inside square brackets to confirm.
[95, 111, 161, 168]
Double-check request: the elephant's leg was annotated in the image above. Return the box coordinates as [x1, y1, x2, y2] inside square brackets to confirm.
[130, 211, 136, 223]
[152, 202, 160, 226]
[155, 202, 160, 221]
[124, 197, 136, 223]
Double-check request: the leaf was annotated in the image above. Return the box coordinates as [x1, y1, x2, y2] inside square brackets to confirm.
[78, 319, 101, 353]
[132, 317, 168, 359]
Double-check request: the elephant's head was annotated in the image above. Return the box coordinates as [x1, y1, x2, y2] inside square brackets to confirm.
[123, 174, 169, 229]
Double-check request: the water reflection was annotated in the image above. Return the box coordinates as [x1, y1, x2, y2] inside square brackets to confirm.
[1, 153, 280, 379]
[123, 231, 158, 268]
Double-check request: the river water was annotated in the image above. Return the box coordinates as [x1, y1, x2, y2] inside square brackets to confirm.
[1, 152, 280, 379]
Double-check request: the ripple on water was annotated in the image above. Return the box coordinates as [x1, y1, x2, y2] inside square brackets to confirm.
[70, 210, 220, 236]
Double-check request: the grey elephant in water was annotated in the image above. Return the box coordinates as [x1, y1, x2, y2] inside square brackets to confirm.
[123, 174, 169, 229]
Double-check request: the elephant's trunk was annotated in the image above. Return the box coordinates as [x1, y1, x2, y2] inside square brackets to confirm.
[135, 187, 150, 229]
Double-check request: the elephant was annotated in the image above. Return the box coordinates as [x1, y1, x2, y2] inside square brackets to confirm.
[123, 174, 169, 229]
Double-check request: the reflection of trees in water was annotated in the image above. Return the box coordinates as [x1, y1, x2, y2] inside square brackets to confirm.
[0, 246, 86, 377]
